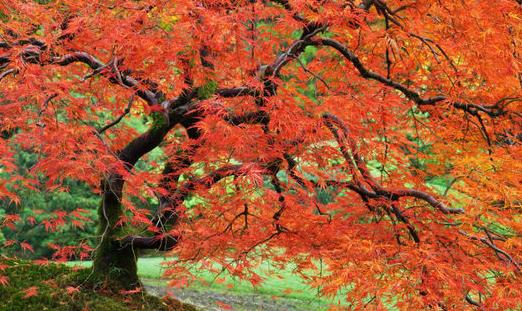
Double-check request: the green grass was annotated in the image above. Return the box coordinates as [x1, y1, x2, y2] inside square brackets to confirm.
[0, 258, 196, 311]
[68, 257, 347, 310]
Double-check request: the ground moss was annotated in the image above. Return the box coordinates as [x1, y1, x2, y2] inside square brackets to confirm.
[0, 258, 197, 311]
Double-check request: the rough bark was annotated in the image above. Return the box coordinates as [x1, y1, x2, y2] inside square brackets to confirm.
[91, 115, 175, 289]
[91, 89, 198, 289]
[92, 175, 139, 289]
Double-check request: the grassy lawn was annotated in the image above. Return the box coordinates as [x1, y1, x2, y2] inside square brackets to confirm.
[68, 257, 347, 310]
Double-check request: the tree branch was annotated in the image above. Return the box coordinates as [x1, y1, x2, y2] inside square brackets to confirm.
[50, 52, 160, 105]
[97, 95, 134, 134]
[322, 113, 464, 215]
[216, 87, 260, 98]
[0, 68, 17, 82]
[313, 38, 446, 106]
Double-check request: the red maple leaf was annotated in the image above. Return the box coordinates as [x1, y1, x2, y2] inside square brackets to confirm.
[23, 286, 38, 299]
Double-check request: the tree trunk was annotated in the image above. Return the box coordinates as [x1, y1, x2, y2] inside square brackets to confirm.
[92, 174, 140, 289]
[90, 114, 178, 289]
[89, 92, 196, 289]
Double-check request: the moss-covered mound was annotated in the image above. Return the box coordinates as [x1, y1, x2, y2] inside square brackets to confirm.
[0, 258, 196, 311]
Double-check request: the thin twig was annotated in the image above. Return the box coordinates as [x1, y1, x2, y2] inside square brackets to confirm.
[97, 95, 134, 134]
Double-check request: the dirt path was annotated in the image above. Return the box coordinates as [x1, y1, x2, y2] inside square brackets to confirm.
[144, 282, 320, 311]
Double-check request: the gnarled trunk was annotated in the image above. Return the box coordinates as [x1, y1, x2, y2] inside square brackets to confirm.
[92, 174, 139, 289]
[90, 116, 175, 289]
[89, 87, 197, 290]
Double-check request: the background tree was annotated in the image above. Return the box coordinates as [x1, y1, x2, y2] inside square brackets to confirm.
[0, 148, 98, 259]
[0, 0, 521, 309]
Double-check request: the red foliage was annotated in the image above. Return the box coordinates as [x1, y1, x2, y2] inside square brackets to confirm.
[0, 275, 9, 287]
[22, 286, 38, 299]
[0, 0, 521, 309]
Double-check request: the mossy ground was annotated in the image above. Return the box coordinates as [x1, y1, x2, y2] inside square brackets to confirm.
[0, 258, 197, 311]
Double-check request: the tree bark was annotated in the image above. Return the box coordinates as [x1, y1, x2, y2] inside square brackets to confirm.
[90, 89, 198, 289]
[92, 174, 139, 289]
[91, 115, 175, 289]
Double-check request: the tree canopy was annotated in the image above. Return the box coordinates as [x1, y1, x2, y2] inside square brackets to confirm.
[0, 0, 521, 309]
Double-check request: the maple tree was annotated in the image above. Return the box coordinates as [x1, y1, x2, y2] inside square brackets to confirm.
[0, 0, 521, 309]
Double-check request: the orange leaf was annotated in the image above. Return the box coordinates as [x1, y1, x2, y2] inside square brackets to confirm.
[20, 242, 34, 253]
[215, 301, 233, 310]
[66, 286, 80, 295]
[23, 286, 38, 298]
[0, 275, 9, 287]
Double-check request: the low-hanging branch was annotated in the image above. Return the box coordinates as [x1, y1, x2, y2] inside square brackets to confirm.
[322, 113, 464, 215]
[310, 38, 520, 118]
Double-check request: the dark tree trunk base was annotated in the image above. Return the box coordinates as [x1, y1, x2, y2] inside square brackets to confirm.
[92, 239, 140, 290]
